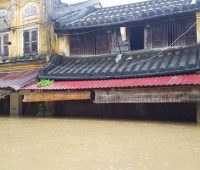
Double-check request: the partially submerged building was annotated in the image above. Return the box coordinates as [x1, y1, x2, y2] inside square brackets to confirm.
[0, 0, 100, 116]
[22, 0, 200, 122]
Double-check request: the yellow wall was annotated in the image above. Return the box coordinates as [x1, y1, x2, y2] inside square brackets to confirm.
[196, 11, 200, 43]
[56, 35, 70, 56]
[0, 0, 70, 58]
[0, 0, 61, 58]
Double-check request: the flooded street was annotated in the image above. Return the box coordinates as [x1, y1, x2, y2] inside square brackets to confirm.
[0, 118, 200, 170]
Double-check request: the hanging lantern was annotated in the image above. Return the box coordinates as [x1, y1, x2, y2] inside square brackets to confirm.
[120, 27, 127, 42]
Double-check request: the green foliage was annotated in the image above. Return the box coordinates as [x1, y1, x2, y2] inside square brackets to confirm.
[38, 79, 54, 88]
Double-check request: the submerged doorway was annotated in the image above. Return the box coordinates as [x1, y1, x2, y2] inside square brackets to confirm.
[0, 96, 10, 116]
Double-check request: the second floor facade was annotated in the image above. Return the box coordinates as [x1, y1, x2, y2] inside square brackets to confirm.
[0, 0, 101, 62]
[1, 0, 200, 61]
[67, 14, 197, 56]
[54, 0, 200, 57]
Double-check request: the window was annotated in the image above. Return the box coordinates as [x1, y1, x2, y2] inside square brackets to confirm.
[70, 32, 112, 55]
[0, 33, 9, 58]
[0, 10, 8, 18]
[23, 3, 38, 17]
[23, 28, 38, 55]
[146, 16, 196, 49]
[0, 10, 9, 31]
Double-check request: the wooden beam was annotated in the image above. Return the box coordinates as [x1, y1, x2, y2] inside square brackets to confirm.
[94, 87, 200, 103]
[23, 91, 91, 102]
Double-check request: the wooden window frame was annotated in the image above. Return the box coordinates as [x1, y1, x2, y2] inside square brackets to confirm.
[70, 32, 112, 55]
[23, 28, 39, 55]
[146, 16, 197, 49]
[0, 32, 9, 58]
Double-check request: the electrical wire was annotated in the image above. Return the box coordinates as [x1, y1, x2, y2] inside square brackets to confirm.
[45, 20, 198, 71]
[0, 4, 198, 71]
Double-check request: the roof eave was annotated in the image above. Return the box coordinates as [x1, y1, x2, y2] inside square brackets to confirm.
[55, 9, 199, 32]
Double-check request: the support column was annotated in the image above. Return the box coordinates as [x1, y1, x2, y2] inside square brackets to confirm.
[196, 11, 200, 43]
[10, 93, 22, 117]
[197, 103, 200, 123]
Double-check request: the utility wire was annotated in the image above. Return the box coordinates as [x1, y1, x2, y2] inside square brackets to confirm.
[45, 21, 198, 71]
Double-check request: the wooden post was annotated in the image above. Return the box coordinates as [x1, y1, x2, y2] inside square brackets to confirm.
[196, 12, 200, 43]
[197, 103, 200, 124]
[10, 93, 22, 117]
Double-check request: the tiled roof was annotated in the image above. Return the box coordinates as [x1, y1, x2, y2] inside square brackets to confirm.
[56, 0, 200, 30]
[0, 69, 38, 91]
[24, 74, 200, 90]
[53, 0, 100, 22]
[38, 44, 200, 80]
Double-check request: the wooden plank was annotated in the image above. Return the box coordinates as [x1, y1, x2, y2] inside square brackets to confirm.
[23, 91, 91, 102]
[94, 87, 200, 103]
[70, 35, 82, 55]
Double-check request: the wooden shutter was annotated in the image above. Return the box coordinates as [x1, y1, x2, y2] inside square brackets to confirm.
[151, 23, 168, 48]
[31, 29, 38, 54]
[96, 33, 111, 54]
[170, 19, 185, 46]
[83, 33, 95, 55]
[24, 29, 38, 55]
[70, 35, 82, 55]
[152, 26, 162, 48]
[24, 31, 30, 55]
[144, 27, 152, 49]
[185, 17, 196, 45]
[3, 34, 9, 57]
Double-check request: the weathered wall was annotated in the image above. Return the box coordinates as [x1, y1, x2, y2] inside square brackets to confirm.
[0, 0, 57, 58]
[55, 35, 70, 56]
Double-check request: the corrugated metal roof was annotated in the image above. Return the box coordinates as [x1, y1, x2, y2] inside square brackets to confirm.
[23, 74, 200, 90]
[0, 70, 38, 91]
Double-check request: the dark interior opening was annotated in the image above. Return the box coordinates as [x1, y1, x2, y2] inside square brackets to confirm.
[0, 96, 10, 116]
[54, 101, 196, 122]
[130, 26, 144, 50]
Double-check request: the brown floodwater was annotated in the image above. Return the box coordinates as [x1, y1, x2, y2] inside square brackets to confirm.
[0, 117, 200, 170]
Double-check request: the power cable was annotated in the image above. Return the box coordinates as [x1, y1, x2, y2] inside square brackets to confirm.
[45, 21, 198, 71]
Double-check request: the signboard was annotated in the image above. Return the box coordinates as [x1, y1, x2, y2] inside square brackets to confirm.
[94, 89, 200, 103]
[23, 91, 91, 102]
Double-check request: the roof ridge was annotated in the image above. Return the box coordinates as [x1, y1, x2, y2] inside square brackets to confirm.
[54, 44, 200, 59]
[100, 0, 151, 9]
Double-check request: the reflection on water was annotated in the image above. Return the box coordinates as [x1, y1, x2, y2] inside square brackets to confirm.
[0, 117, 200, 170]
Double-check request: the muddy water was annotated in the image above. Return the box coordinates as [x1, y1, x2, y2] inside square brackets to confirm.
[0, 118, 200, 170]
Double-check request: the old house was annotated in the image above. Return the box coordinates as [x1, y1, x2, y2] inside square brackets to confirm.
[22, 0, 200, 122]
[0, 0, 99, 116]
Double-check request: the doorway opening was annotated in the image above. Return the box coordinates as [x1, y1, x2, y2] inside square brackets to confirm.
[130, 26, 144, 51]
